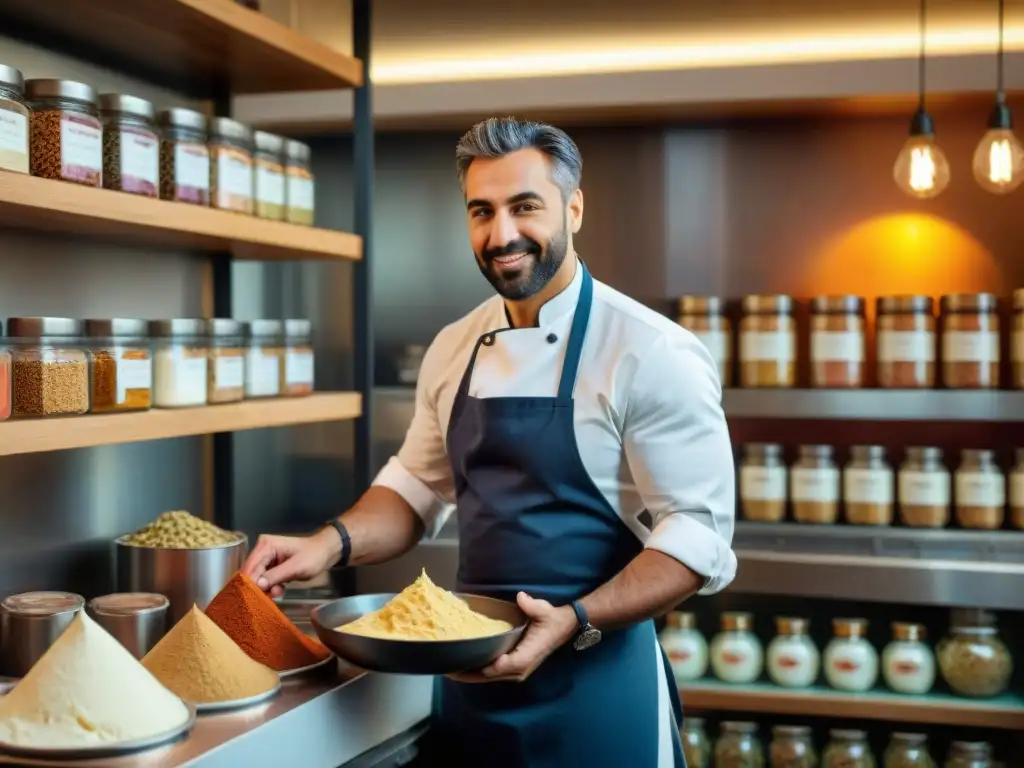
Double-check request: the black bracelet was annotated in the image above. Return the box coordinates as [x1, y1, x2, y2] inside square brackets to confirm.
[324, 519, 351, 568]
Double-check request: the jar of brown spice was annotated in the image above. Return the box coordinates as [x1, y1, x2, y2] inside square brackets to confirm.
[8, 317, 89, 418]
[876, 295, 936, 389]
[954, 449, 1005, 530]
[676, 296, 732, 387]
[26, 79, 102, 187]
[158, 108, 209, 206]
[940, 293, 1000, 389]
[810, 295, 866, 388]
[791, 445, 840, 524]
[1010, 448, 1024, 530]
[739, 295, 796, 388]
[209, 117, 254, 215]
[99, 93, 159, 197]
[843, 445, 894, 525]
[84, 318, 152, 413]
[1012, 288, 1023, 389]
[739, 443, 787, 522]
[898, 447, 951, 528]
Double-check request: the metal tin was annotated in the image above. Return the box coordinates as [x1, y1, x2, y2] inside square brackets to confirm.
[98, 93, 155, 121]
[0, 64, 25, 95]
[25, 78, 97, 107]
[0, 591, 84, 676]
[87, 593, 169, 659]
[209, 116, 252, 146]
[158, 107, 206, 133]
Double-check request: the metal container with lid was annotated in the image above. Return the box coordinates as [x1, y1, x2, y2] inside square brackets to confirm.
[99, 93, 159, 197]
[87, 593, 169, 659]
[0, 62, 29, 174]
[157, 107, 209, 205]
[26, 79, 102, 186]
[150, 318, 209, 408]
[283, 319, 315, 396]
[7, 317, 89, 418]
[676, 295, 732, 386]
[206, 318, 245, 404]
[1, 591, 84, 676]
[84, 318, 153, 413]
[243, 319, 284, 398]
[285, 138, 315, 225]
[253, 130, 286, 220]
[210, 117, 254, 214]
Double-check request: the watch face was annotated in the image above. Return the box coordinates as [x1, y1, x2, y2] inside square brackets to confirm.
[574, 626, 602, 651]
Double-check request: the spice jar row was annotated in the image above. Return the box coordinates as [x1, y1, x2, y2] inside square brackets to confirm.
[659, 610, 1013, 698]
[677, 290, 1024, 390]
[740, 443, 1024, 530]
[0, 64, 315, 225]
[683, 719, 1000, 768]
[0, 317, 315, 420]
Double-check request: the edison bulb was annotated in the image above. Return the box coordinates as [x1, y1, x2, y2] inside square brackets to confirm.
[972, 128, 1024, 194]
[893, 135, 951, 199]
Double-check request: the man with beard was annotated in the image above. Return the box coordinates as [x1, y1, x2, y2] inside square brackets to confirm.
[242, 117, 736, 767]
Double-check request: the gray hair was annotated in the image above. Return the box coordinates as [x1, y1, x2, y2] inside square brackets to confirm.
[455, 117, 582, 201]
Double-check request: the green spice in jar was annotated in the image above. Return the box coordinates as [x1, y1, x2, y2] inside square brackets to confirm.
[884, 733, 934, 768]
[121, 510, 240, 549]
[680, 718, 710, 768]
[823, 729, 876, 768]
[715, 721, 764, 768]
[769, 725, 816, 768]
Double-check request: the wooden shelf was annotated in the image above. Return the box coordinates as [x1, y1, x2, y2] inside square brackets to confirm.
[0, 174, 361, 262]
[0, 0, 362, 96]
[0, 393, 362, 457]
[722, 389, 1024, 422]
[680, 680, 1024, 730]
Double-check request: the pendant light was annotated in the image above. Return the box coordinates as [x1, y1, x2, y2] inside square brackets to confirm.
[893, 0, 951, 199]
[973, 0, 1024, 193]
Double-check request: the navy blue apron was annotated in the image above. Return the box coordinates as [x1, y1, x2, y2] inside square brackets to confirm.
[428, 264, 685, 767]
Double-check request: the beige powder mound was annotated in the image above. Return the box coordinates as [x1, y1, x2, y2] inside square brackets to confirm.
[142, 605, 279, 704]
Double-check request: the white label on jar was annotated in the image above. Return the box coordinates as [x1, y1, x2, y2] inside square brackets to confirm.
[844, 467, 894, 504]
[877, 330, 935, 363]
[956, 471, 1006, 507]
[60, 113, 102, 184]
[690, 329, 728, 366]
[740, 465, 786, 501]
[740, 330, 795, 362]
[791, 467, 840, 503]
[287, 174, 314, 211]
[166, 352, 207, 406]
[1011, 472, 1024, 508]
[214, 356, 244, 389]
[0, 109, 28, 173]
[245, 349, 280, 397]
[115, 353, 152, 404]
[217, 150, 253, 207]
[119, 128, 159, 195]
[898, 470, 951, 506]
[1013, 330, 1024, 363]
[256, 165, 285, 206]
[286, 351, 314, 386]
[811, 330, 864, 362]
[175, 143, 210, 192]
[943, 330, 1000, 363]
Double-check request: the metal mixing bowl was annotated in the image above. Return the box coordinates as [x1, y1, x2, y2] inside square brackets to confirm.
[310, 593, 527, 675]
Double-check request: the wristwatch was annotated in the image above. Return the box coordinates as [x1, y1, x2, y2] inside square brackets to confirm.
[323, 519, 351, 568]
[570, 600, 601, 651]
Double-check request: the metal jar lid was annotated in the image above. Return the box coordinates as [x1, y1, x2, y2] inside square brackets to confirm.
[775, 616, 810, 636]
[905, 446, 943, 464]
[832, 617, 868, 638]
[98, 93, 155, 121]
[876, 295, 934, 315]
[940, 292, 998, 314]
[284, 319, 312, 339]
[666, 611, 697, 630]
[158, 107, 207, 132]
[285, 139, 311, 163]
[850, 445, 886, 462]
[811, 295, 865, 315]
[246, 319, 284, 339]
[720, 722, 758, 734]
[84, 318, 150, 338]
[0, 64, 25, 94]
[772, 725, 812, 739]
[2, 591, 84, 617]
[721, 611, 754, 632]
[88, 593, 168, 617]
[206, 318, 243, 338]
[254, 131, 285, 155]
[960, 448, 998, 467]
[7, 317, 83, 338]
[677, 296, 725, 315]
[744, 442, 784, 461]
[890, 733, 928, 745]
[892, 622, 927, 642]
[830, 729, 868, 742]
[26, 78, 98, 106]
[741, 294, 794, 315]
[148, 318, 206, 338]
[798, 444, 834, 460]
[209, 116, 252, 144]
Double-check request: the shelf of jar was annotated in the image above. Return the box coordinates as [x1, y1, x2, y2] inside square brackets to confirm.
[679, 680, 1024, 730]
[0, 392, 362, 457]
[722, 389, 1024, 422]
[0, 0, 363, 96]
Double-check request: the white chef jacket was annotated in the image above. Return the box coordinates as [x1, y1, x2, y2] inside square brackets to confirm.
[374, 263, 737, 595]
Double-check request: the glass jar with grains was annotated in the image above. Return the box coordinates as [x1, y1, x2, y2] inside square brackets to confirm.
[811, 295, 866, 388]
[158, 107, 209, 206]
[26, 79, 102, 187]
[676, 296, 732, 387]
[680, 718, 710, 768]
[1013, 288, 1024, 389]
[8, 317, 89, 418]
[882, 622, 935, 695]
[658, 611, 708, 683]
[84, 318, 152, 413]
[876, 296, 936, 389]
[898, 447, 951, 528]
[844, 445, 894, 525]
[282, 319, 315, 396]
[767, 616, 820, 688]
[243, 320, 284, 399]
[715, 722, 764, 768]
[739, 443, 787, 522]
[944, 742, 992, 768]
[99, 93, 159, 197]
[206, 318, 245, 404]
[884, 733, 934, 768]
[710, 611, 763, 684]
[937, 619, 1012, 698]
[823, 730, 875, 768]
[769, 725, 816, 768]
[149, 319, 208, 409]
[0, 63, 29, 174]
[285, 138, 315, 225]
[954, 449, 1005, 530]
[940, 293, 1000, 389]
[1010, 448, 1024, 530]
[791, 444, 840, 524]
[252, 130, 286, 220]
[209, 116, 253, 214]
[739, 295, 796, 388]
[824, 618, 878, 692]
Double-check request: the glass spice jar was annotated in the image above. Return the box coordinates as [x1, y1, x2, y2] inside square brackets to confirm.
[0, 340, 10, 422]
[954, 449, 1005, 530]
[99, 93, 159, 197]
[882, 622, 935, 695]
[791, 445, 840, 524]
[884, 733, 935, 768]
[676, 296, 732, 387]
[811, 295, 866, 388]
[209, 117, 254, 215]
[769, 725, 816, 768]
[710, 612, 763, 684]
[739, 443, 787, 522]
[844, 445, 894, 525]
[1013, 288, 1023, 389]
[1010, 448, 1024, 530]
[767, 616, 820, 688]
[206, 319, 245, 404]
[149, 319, 209, 409]
[26, 79, 102, 187]
[158, 107, 209, 206]
[244, 320, 284, 399]
[739, 295, 796, 388]
[945, 742, 992, 768]
[84, 318, 152, 413]
[0, 63, 29, 174]
[253, 130, 286, 220]
[823, 730, 875, 768]
[715, 722, 765, 768]
[681, 718, 711, 768]
[898, 447, 951, 528]
[940, 293, 1000, 389]
[876, 296, 936, 389]
[937, 619, 1012, 698]
[8, 317, 89, 418]
[658, 611, 708, 683]
[284, 138, 315, 225]
[282, 319, 315, 396]
[824, 618, 878, 692]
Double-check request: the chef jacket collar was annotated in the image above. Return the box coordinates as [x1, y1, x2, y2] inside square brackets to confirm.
[497, 257, 583, 330]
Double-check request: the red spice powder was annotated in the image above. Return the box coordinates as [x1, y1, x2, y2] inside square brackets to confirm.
[205, 572, 331, 671]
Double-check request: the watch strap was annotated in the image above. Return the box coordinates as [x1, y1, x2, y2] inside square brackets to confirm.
[570, 599, 589, 630]
[324, 519, 351, 568]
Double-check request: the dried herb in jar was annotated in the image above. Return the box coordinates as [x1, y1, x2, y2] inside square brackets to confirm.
[26, 79, 102, 187]
[100, 93, 159, 197]
[158, 108, 210, 206]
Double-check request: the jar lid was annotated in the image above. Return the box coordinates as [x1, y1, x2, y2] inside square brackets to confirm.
[890, 733, 928, 745]
[798, 444, 833, 459]
[148, 318, 206, 338]
[829, 729, 867, 741]
[682, 717, 704, 728]
[741, 294, 794, 314]
[772, 725, 811, 739]
[26, 78, 97, 106]
[666, 611, 697, 630]
[7, 317, 83, 338]
[775, 616, 809, 635]
[940, 292, 998, 313]
[1014, 288, 1024, 311]
[89, 593, 168, 616]
[246, 319, 284, 338]
[811, 295, 864, 314]
[950, 625, 998, 637]
[892, 621, 926, 642]
[905, 446, 943, 463]
[83, 318, 149, 338]
[206, 318, 243, 338]
[98, 93, 155, 120]
[284, 319, 313, 339]
[832, 617, 868, 637]
[2, 591, 84, 616]
[676, 296, 724, 315]
[743, 442, 783, 460]
[960, 448, 997, 465]
[285, 139, 311, 162]
[720, 721, 758, 734]
[876, 295, 934, 315]
[0, 64, 25, 94]
[721, 611, 754, 631]
[949, 742, 992, 756]
[209, 116, 252, 144]
[158, 107, 207, 132]
[254, 130, 285, 155]
[850, 445, 886, 463]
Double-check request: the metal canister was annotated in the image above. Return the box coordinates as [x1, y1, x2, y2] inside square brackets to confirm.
[87, 593, 169, 659]
[0, 591, 84, 676]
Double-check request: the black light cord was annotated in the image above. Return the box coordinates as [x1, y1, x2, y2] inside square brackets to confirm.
[918, 0, 927, 109]
[997, 0, 1006, 101]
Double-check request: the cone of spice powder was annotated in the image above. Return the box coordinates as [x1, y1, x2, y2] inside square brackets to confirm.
[205, 572, 332, 671]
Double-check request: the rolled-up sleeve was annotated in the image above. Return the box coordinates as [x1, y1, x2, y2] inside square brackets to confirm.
[623, 330, 737, 594]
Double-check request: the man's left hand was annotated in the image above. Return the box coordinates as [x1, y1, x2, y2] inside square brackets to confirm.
[447, 592, 578, 683]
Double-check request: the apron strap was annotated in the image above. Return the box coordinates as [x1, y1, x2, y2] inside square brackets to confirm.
[556, 263, 593, 403]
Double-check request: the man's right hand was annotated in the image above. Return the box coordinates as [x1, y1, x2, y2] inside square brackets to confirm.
[241, 528, 341, 598]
